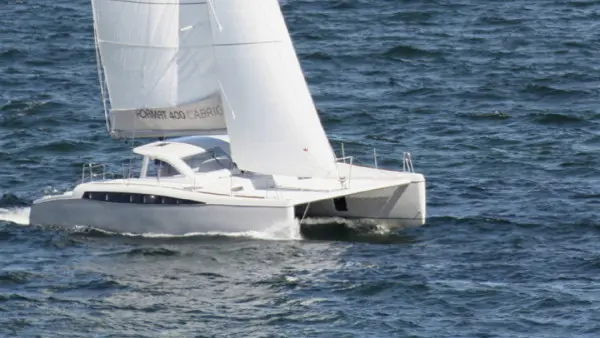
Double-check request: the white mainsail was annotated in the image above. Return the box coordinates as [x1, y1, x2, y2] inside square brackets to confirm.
[211, 0, 339, 178]
[92, 0, 226, 138]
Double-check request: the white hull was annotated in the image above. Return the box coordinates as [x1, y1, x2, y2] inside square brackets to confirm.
[30, 197, 294, 235]
[296, 180, 426, 228]
[29, 136, 426, 235]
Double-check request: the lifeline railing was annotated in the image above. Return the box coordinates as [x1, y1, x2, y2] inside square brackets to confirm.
[80, 163, 140, 184]
[81, 163, 106, 183]
[336, 155, 354, 189]
[265, 177, 282, 199]
[338, 142, 416, 174]
[403, 152, 414, 173]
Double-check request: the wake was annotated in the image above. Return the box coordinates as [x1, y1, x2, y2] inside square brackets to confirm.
[90, 218, 303, 241]
[0, 207, 30, 225]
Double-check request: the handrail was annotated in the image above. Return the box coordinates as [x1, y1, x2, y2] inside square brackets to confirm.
[265, 176, 282, 199]
[80, 163, 140, 184]
[81, 163, 106, 183]
[336, 156, 354, 189]
[373, 148, 378, 169]
[403, 152, 414, 173]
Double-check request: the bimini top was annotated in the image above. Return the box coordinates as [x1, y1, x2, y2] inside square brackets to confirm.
[133, 135, 231, 160]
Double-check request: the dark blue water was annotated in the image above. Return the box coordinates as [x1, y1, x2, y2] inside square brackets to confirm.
[2, 0, 600, 336]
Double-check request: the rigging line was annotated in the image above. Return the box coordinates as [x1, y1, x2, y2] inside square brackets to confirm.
[91, 1, 111, 135]
[218, 81, 235, 119]
[127, 122, 137, 180]
[206, 0, 223, 31]
[300, 203, 311, 223]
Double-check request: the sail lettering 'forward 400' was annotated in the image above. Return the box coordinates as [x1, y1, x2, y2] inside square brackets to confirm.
[109, 94, 226, 139]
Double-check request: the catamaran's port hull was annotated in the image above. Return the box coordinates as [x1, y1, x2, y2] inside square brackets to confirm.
[29, 197, 296, 235]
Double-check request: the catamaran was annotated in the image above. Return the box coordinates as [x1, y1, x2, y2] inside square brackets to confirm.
[30, 0, 427, 234]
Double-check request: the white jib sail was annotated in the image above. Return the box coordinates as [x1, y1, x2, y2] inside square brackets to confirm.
[211, 0, 339, 178]
[92, 0, 226, 138]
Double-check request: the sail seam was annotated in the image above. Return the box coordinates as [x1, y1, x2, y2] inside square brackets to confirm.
[112, 128, 227, 132]
[213, 41, 282, 47]
[97, 40, 213, 49]
[101, 0, 207, 5]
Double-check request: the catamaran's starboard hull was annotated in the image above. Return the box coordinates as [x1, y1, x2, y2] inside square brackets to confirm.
[30, 197, 295, 235]
[295, 180, 426, 228]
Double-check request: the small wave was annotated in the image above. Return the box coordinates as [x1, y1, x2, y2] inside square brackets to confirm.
[573, 193, 600, 200]
[0, 100, 63, 114]
[328, 0, 355, 10]
[426, 216, 549, 230]
[390, 11, 435, 22]
[569, 0, 600, 8]
[304, 51, 333, 61]
[0, 228, 11, 241]
[0, 48, 26, 58]
[50, 278, 124, 293]
[563, 40, 591, 50]
[524, 84, 587, 98]
[382, 44, 441, 58]
[475, 16, 524, 26]
[34, 140, 88, 153]
[428, 216, 514, 224]
[0, 294, 38, 302]
[0, 270, 39, 285]
[529, 113, 586, 126]
[401, 87, 437, 97]
[458, 111, 511, 121]
[0, 207, 30, 225]
[126, 247, 180, 257]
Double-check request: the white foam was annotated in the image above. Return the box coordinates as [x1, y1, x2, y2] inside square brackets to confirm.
[145, 218, 302, 240]
[0, 207, 31, 225]
[301, 216, 349, 225]
[301, 216, 392, 234]
[73, 218, 303, 241]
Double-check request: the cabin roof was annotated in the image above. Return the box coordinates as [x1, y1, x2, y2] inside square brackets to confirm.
[133, 135, 230, 159]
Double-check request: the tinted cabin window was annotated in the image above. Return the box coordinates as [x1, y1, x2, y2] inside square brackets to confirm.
[82, 192, 203, 205]
[148, 160, 181, 178]
[183, 147, 233, 173]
